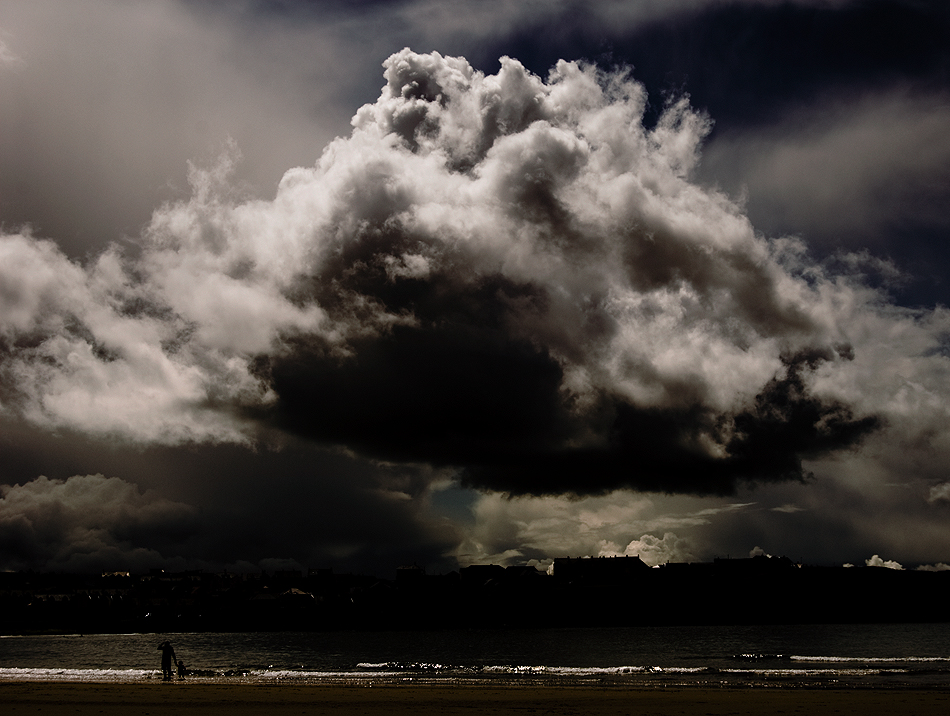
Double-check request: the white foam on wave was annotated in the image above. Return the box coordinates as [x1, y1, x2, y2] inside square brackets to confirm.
[481, 665, 709, 676]
[323, 663, 710, 678]
[722, 667, 906, 677]
[0, 667, 156, 682]
[791, 655, 950, 663]
[1, 660, 942, 686]
[248, 669, 390, 680]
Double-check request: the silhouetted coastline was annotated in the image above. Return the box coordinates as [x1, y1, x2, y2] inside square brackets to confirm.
[2, 555, 948, 635]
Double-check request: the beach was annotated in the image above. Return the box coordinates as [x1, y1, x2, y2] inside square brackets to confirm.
[3, 682, 950, 716]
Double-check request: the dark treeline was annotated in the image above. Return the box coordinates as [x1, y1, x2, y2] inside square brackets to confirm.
[2, 555, 948, 634]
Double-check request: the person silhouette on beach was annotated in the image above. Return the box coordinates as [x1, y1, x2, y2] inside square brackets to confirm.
[158, 640, 176, 681]
[177, 659, 187, 680]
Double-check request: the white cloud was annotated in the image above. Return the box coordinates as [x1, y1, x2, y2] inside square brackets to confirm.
[0, 230, 271, 443]
[0, 36, 22, 68]
[453, 491, 655, 566]
[865, 554, 904, 570]
[452, 490, 754, 567]
[928, 483, 950, 503]
[599, 532, 695, 566]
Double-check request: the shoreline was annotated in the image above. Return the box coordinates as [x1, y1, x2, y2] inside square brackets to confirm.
[4, 682, 950, 716]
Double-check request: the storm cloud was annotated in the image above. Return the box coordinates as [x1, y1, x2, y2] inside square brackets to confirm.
[2, 1, 950, 575]
[1, 49, 888, 498]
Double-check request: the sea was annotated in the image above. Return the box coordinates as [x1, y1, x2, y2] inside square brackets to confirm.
[2, 623, 950, 689]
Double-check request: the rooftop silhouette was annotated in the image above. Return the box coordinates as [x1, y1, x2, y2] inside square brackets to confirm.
[2, 554, 948, 634]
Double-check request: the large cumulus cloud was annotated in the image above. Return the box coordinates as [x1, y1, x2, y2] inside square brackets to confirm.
[0, 49, 916, 497]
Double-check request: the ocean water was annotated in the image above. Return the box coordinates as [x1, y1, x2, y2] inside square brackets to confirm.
[2, 624, 950, 688]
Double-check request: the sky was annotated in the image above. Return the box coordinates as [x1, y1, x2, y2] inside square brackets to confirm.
[1, 0, 950, 577]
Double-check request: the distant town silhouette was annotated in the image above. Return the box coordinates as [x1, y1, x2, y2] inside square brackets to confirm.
[3, 554, 948, 634]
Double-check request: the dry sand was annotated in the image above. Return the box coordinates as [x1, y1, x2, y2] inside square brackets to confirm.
[3, 682, 950, 716]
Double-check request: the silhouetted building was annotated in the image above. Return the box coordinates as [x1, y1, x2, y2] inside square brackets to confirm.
[396, 563, 425, 584]
[713, 555, 794, 573]
[459, 564, 506, 588]
[553, 555, 649, 585]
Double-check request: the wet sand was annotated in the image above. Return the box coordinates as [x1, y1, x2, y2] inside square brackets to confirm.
[3, 682, 950, 716]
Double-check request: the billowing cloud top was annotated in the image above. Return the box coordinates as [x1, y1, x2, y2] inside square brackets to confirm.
[0, 49, 897, 495]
